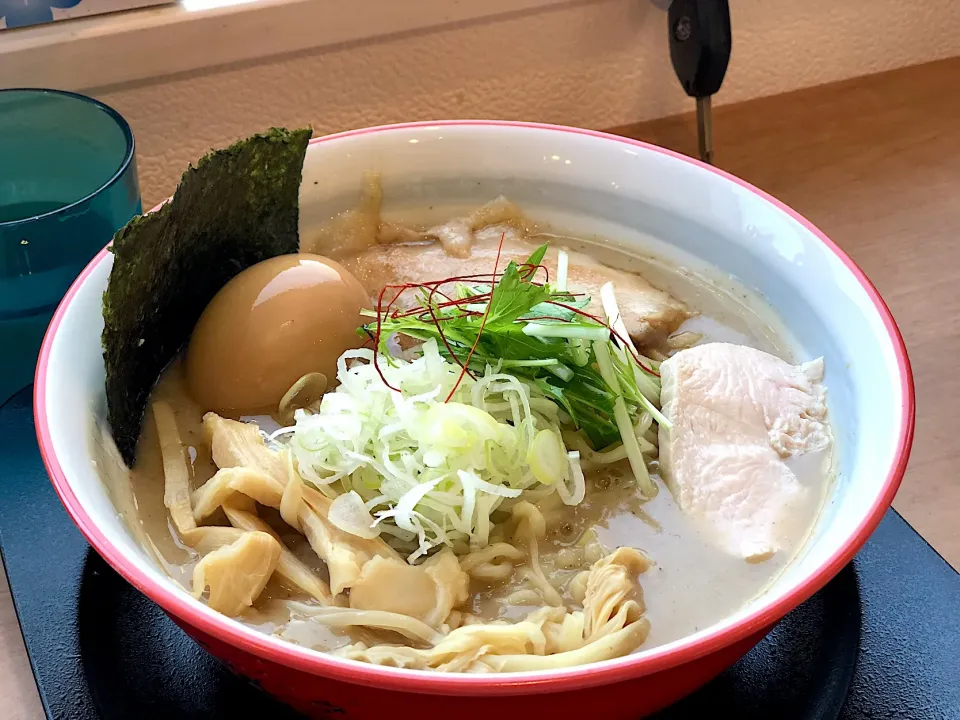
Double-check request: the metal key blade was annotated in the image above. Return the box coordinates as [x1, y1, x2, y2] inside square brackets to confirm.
[696, 95, 713, 164]
[667, 0, 730, 165]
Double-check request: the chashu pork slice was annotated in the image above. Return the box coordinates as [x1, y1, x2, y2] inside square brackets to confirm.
[658, 343, 833, 562]
[341, 231, 690, 349]
[303, 193, 690, 348]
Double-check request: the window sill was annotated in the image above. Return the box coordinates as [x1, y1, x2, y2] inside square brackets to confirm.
[0, 0, 576, 91]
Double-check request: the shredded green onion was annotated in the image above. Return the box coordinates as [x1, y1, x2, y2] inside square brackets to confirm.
[275, 340, 584, 561]
[308, 243, 678, 552]
[522, 323, 610, 341]
[556, 249, 569, 292]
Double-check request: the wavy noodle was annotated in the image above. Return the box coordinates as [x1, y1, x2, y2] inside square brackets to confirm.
[512, 501, 547, 538]
[335, 642, 490, 673]
[561, 428, 657, 473]
[161, 408, 656, 672]
[286, 602, 442, 645]
[512, 502, 564, 607]
[458, 542, 526, 584]
[583, 547, 650, 640]
[555, 547, 585, 569]
[484, 620, 650, 672]
[568, 570, 590, 605]
[543, 610, 586, 654]
[338, 545, 651, 672]
[505, 589, 544, 605]
[278, 372, 327, 420]
[444, 610, 485, 630]
[577, 528, 608, 566]
[470, 563, 515, 583]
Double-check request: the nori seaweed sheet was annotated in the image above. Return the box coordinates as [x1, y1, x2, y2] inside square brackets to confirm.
[102, 127, 312, 465]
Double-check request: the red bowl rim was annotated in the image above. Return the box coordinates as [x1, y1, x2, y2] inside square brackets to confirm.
[34, 120, 915, 695]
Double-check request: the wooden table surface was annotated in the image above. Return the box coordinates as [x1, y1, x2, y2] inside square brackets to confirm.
[2, 57, 957, 719]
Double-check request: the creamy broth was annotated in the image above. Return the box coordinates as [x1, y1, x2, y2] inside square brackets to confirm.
[101, 231, 827, 657]
[531, 231, 796, 362]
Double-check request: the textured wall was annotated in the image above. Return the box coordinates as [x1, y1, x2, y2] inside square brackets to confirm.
[90, 0, 960, 206]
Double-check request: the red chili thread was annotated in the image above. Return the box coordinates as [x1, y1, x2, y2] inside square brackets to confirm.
[392, 291, 492, 320]
[428, 300, 475, 380]
[368, 246, 658, 393]
[372, 281, 429, 391]
[544, 300, 660, 378]
[444, 232, 507, 402]
[374, 280, 476, 387]
[423, 274, 478, 382]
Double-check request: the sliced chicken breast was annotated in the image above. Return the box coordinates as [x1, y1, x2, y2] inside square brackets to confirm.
[658, 343, 833, 562]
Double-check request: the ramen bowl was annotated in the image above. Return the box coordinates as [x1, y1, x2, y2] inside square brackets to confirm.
[35, 121, 914, 719]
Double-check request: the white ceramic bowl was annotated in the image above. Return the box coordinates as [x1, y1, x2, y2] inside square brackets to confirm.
[35, 122, 914, 719]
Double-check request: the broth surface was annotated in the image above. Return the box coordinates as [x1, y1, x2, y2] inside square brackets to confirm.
[98, 229, 828, 657]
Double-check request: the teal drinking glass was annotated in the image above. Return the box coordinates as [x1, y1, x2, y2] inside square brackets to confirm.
[0, 89, 140, 404]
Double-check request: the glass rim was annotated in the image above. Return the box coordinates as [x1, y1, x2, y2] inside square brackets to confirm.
[0, 88, 136, 229]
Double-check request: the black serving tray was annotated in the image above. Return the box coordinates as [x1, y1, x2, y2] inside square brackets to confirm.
[1, 386, 957, 719]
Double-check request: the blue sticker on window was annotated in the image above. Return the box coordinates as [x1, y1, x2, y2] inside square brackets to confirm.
[1, 0, 82, 29]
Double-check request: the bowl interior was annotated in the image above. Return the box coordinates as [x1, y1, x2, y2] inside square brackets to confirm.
[38, 122, 911, 686]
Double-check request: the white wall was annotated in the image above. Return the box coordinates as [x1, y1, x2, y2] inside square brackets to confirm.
[9, 0, 957, 205]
